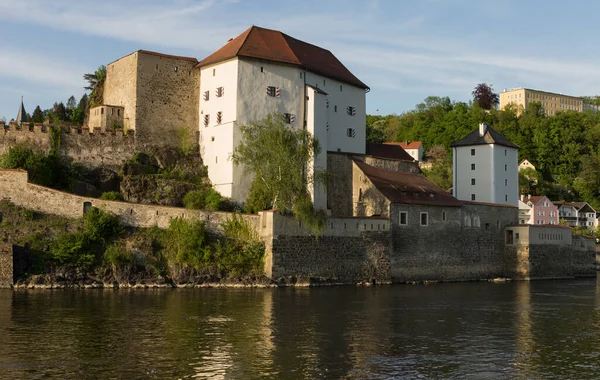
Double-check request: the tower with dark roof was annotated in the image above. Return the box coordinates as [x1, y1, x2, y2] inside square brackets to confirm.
[16, 96, 27, 127]
[451, 123, 519, 206]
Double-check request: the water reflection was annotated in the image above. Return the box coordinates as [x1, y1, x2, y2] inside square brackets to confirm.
[0, 279, 600, 378]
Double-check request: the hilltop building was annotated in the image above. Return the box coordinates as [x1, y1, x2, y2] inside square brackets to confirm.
[451, 123, 519, 206]
[499, 88, 593, 116]
[518, 159, 535, 171]
[93, 25, 368, 207]
[384, 141, 423, 162]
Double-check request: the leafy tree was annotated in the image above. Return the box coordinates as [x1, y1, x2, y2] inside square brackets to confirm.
[472, 83, 499, 110]
[573, 152, 600, 209]
[84, 65, 107, 107]
[231, 114, 326, 233]
[31, 106, 44, 123]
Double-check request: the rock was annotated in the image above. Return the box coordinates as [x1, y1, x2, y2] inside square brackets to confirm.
[71, 179, 101, 197]
[120, 175, 200, 206]
[92, 167, 120, 193]
[122, 162, 158, 176]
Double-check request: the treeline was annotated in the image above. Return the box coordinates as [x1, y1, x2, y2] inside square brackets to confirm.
[25, 94, 89, 125]
[367, 96, 600, 208]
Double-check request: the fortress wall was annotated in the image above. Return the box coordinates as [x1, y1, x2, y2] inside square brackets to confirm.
[389, 202, 517, 282]
[134, 52, 199, 149]
[0, 170, 259, 232]
[104, 52, 138, 131]
[261, 211, 391, 283]
[0, 126, 135, 169]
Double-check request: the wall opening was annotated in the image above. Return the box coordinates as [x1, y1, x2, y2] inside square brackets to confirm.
[83, 202, 92, 214]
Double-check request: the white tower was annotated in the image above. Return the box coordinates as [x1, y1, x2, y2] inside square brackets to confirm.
[451, 123, 519, 206]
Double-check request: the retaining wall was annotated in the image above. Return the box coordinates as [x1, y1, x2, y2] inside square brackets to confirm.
[0, 244, 13, 288]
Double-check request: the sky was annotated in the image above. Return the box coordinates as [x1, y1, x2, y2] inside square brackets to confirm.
[2, 0, 600, 120]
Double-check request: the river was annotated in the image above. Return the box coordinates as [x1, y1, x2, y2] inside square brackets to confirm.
[1, 278, 600, 379]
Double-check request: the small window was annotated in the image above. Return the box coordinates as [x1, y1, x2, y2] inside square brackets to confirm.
[174, 66, 178, 72]
[471, 163, 476, 170]
[216, 112, 222, 124]
[203, 90, 210, 101]
[340, 85, 343, 92]
[215, 156, 218, 163]
[442, 211, 446, 221]
[261, 66, 264, 73]
[216, 87, 224, 97]
[213, 68, 216, 76]
[101, 108, 104, 115]
[471, 194, 476, 201]
[334, 105, 338, 112]
[505, 149, 507, 156]
[505, 179, 508, 186]
[203, 114, 210, 127]
[400, 212, 408, 225]
[283, 113, 295, 124]
[505, 194, 508, 202]
[347, 106, 356, 116]
[420, 212, 428, 226]
[471, 148, 475, 156]
[504, 164, 507, 171]
[346, 128, 356, 138]
[111, 108, 114, 115]
[211, 136, 215, 142]
[300, 72, 303, 79]
[266, 86, 279, 97]
[323, 79, 326, 86]
[471, 178, 476, 186]
[117, 109, 120, 116]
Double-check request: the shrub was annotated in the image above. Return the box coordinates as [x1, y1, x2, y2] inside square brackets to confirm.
[51, 232, 94, 269]
[183, 189, 207, 209]
[183, 188, 230, 211]
[215, 215, 265, 276]
[100, 191, 123, 201]
[84, 207, 123, 242]
[104, 244, 137, 269]
[293, 196, 327, 235]
[164, 218, 212, 272]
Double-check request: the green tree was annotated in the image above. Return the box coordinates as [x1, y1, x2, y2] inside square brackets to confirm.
[472, 83, 499, 110]
[573, 152, 600, 209]
[231, 114, 326, 233]
[84, 65, 107, 107]
[31, 106, 44, 123]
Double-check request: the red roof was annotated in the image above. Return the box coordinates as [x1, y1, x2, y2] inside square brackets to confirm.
[353, 159, 463, 207]
[366, 143, 414, 162]
[197, 26, 368, 89]
[386, 141, 422, 150]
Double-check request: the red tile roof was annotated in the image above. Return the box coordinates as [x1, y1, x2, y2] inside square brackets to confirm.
[366, 143, 415, 162]
[386, 141, 422, 150]
[197, 26, 368, 89]
[353, 159, 463, 207]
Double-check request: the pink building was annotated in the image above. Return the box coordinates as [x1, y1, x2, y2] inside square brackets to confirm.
[521, 195, 559, 225]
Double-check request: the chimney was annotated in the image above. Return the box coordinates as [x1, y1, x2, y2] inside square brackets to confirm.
[478, 123, 487, 137]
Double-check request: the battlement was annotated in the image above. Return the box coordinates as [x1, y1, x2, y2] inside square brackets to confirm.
[2, 121, 134, 138]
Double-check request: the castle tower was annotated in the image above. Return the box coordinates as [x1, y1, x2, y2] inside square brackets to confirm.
[16, 96, 27, 127]
[451, 123, 519, 206]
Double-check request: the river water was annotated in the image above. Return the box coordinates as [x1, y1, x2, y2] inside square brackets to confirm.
[1, 278, 600, 379]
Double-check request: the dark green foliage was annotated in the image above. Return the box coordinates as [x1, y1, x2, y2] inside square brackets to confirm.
[84, 65, 107, 107]
[374, 94, 600, 206]
[0, 146, 72, 189]
[293, 196, 327, 235]
[243, 180, 272, 213]
[183, 188, 234, 211]
[100, 191, 123, 201]
[84, 207, 123, 242]
[31, 106, 44, 123]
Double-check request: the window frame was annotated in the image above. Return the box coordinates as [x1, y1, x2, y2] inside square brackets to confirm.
[399, 212, 408, 225]
[420, 212, 428, 226]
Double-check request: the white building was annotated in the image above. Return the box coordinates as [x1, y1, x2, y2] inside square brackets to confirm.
[451, 123, 519, 206]
[518, 159, 535, 171]
[554, 201, 597, 228]
[196, 26, 369, 207]
[518, 200, 532, 224]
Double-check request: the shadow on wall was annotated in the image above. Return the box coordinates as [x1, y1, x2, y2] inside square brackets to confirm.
[356, 187, 389, 217]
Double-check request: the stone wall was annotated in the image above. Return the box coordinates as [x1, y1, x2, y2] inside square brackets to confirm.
[135, 52, 199, 149]
[327, 152, 354, 217]
[352, 160, 390, 217]
[0, 244, 12, 288]
[0, 169, 259, 232]
[361, 156, 420, 174]
[104, 52, 138, 131]
[390, 202, 518, 282]
[0, 125, 136, 169]
[261, 212, 391, 283]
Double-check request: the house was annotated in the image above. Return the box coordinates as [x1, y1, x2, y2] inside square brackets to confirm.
[384, 141, 423, 162]
[518, 159, 536, 171]
[518, 200, 531, 224]
[554, 201, 597, 228]
[520, 195, 559, 225]
[451, 123, 519, 206]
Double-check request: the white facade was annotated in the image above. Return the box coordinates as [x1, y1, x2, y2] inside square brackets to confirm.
[404, 148, 423, 162]
[198, 57, 366, 205]
[518, 200, 532, 224]
[452, 124, 519, 206]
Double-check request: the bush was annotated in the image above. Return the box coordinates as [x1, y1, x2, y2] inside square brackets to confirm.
[215, 215, 265, 276]
[51, 232, 94, 269]
[183, 188, 233, 211]
[164, 218, 212, 273]
[84, 207, 123, 242]
[100, 191, 123, 201]
[104, 244, 137, 269]
[293, 196, 327, 235]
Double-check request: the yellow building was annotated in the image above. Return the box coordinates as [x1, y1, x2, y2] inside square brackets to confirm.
[499, 88, 585, 116]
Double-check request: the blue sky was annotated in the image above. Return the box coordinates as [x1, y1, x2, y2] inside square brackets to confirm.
[2, 0, 600, 120]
